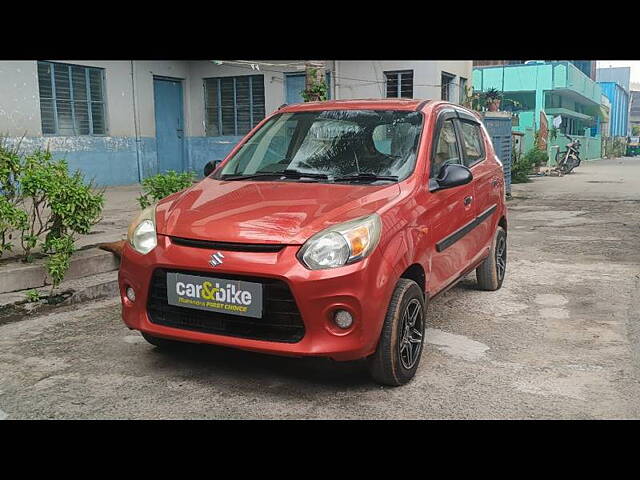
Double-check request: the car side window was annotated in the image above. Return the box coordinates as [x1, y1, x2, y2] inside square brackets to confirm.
[459, 121, 485, 167]
[430, 119, 461, 177]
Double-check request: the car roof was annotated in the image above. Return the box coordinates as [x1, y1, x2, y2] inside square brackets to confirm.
[279, 98, 433, 113]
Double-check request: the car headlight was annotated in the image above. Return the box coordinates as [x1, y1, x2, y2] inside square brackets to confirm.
[298, 214, 382, 270]
[127, 205, 157, 255]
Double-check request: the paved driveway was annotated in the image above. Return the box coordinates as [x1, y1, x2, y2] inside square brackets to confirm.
[1, 158, 639, 419]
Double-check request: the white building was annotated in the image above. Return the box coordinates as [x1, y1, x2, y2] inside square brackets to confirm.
[0, 60, 472, 186]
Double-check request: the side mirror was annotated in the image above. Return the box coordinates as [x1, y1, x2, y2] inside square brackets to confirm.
[203, 160, 222, 177]
[429, 163, 473, 192]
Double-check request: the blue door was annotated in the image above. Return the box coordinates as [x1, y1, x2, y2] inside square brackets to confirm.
[153, 77, 184, 174]
[285, 72, 332, 104]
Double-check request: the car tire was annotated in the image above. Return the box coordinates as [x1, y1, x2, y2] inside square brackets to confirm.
[367, 279, 426, 387]
[476, 226, 507, 291]
[140, 331, 181, 349]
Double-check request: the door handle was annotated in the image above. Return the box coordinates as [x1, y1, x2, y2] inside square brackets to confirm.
[176, 128, 184, 139]
[464, 196, 473, 206]
[492, 178, 499, 187]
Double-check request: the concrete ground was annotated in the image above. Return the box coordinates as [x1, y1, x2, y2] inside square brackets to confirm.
[1, 158, 639, 419]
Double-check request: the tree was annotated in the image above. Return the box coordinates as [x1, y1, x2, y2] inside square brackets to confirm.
[302, 61, 328, 102]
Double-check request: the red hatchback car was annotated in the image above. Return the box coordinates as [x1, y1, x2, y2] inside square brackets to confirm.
[119, 99, 507, 386]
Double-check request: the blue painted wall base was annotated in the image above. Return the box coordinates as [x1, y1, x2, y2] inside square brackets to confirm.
[2, 135, 243, 186]
[187, 136, 243, 176]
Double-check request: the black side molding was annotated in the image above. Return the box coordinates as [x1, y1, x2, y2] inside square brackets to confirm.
[435, 204, 498, 253]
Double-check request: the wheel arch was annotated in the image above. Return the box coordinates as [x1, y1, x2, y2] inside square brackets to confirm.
[379, 230, 428, 297]
[399, 263, 426, 297]
[369, 230, 430, 348]
[498, 215, 507, 232]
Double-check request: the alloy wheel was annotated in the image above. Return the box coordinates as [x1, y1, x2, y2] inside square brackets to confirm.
[398, 298, 424, 370]
[496, 235, 507, 281]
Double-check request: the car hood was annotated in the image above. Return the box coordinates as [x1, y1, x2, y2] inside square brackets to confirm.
[156, 179, 400, 245]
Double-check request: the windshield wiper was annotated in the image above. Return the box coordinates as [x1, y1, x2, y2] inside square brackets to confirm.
[279, 169, 328, 179]
[333, 173, 399, 183]
[221, 169, 328, 181]
[221, 172, 283, 181]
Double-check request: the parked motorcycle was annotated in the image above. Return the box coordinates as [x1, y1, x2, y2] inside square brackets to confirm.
[555, 134, 581, 174]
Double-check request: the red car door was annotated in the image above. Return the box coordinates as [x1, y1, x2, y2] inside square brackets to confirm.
[425, 110, 477, 295]
[457, 113, 503, 261]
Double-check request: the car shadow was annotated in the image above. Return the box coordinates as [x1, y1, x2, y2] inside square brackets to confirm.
[453, 277, 481, 291]
[135, 274, 488, 395]
[138, 280, 479, 391]
[145, 339, 374, 390]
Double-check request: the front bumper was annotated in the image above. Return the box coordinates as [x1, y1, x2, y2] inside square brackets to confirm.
[118, 235, 394, 361]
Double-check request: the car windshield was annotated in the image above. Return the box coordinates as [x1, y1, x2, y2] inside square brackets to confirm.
[214, 109, 423, 184]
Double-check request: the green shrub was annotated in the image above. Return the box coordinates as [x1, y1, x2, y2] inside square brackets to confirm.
[0, 194, 27, 257]
[45, 234, 75, 290]
[511, 153, 531, 184]
[137, 170, 195, 209]
[0, 139, 104, 292]
[19, 149, 104, 263]
[511, 147, 548, 184]
[525, 147, 549, 168]
[25, 289, 41, 302]
[0, 138, 26, 257]
[301, 68, 328, 102]
[0, 137, 22, 201]
[603, 137, 627, 158]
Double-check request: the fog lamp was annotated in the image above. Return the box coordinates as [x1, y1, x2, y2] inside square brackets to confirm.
[333, 310, 353, 329]
[126, 287, 136, 302]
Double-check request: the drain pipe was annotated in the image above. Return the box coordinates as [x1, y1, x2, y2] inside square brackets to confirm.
[334, 60, 340, 99]
[130, 60, 143, 182]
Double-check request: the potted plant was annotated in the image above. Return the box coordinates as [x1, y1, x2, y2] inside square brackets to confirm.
[463, 92, 480, 111]
[484, 88, 502, 112]
[499, 98, 522, 124]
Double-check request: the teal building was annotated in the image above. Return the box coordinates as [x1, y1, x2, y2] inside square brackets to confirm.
[473, 61, 605, 160]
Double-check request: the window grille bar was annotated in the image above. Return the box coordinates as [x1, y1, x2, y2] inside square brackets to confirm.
[217, 78, 222, 136]
[233, 77, 238, 136]
[86, 68, 93, 135]
[249, 76, 254, 127]
[50, 63, 58, 134]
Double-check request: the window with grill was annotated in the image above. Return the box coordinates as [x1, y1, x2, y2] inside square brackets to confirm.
[631, 93, 640, 115]
[459, 77, 468, 104]
[204, 75, 265, 136]
[385, 70, 413, 98]
[441, 72, 455, 101]
[37, 61, 107, 135]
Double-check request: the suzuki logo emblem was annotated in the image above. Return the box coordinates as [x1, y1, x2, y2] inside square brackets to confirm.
[209, 252, 225, 267]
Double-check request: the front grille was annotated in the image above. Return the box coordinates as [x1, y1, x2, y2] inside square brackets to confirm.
[170, 237, 285, 253]
[147, 269, 305, 343]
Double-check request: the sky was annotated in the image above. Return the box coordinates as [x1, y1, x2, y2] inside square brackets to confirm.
[596, 60, 640, 89]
